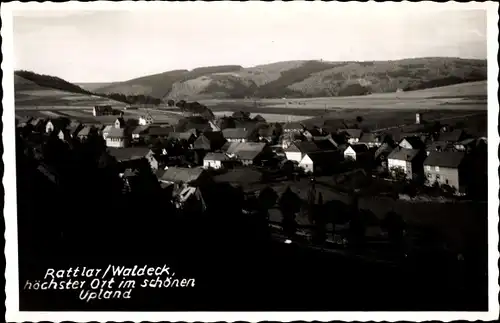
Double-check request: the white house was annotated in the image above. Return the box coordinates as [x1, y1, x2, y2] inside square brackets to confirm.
[203, 152, 228, 170]
[138, 113, 154, 126]
[298, 151, 339, 174]
[105, 116, 129, 148]
[342, 129, 363, 145]
[387, 147, 425, 180]
[343, 144, 368, 161]
[284, 141, 318, 163]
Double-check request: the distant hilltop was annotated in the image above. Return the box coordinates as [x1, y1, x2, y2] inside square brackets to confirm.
[78, 57, 487, 101]
[16, 57, 487, 104]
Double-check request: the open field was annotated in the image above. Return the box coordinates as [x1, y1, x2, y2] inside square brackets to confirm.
[15, 106, 182, 126]
[200, 81, 487, 111]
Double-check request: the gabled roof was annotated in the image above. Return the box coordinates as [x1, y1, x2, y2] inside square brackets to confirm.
[30, 118, 46, 127]
[424, 151, 466, 168]
[387, 147, 421, 162]
[204, 152, 229, 161]
[358, 132, 380, 143]
[194, 131, 226, 150]
[253, 114, 266, 122]
[161, 167, 206, 184]
[222, 127, 248, 139]
[67, 122, 83, 136]
[287, 141, 319, 154]
[374, 142, 396, 159]
[303, 150, 341, 165]
[234, 142, 267, 161]
[107, 147, 150, 161]
[399, 136, 425, 150]
[313, 138, 338, 150]
[346, 144, 369, 154]
[106, 127, 127, 139]
[168, 132, 195, 141]
[77, 125, 97, 137]
[438, 129, 465, 143]
[283, 122, 304, 130]
[132, 125, 150, 135]
[102, 125, 114, 133]
[148, 126, 174, 136]
[341, 129, 362, 139]
[114, 117, 126, 128]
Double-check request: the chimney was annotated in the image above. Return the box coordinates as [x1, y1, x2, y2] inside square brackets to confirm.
[415, 113, 421, 124]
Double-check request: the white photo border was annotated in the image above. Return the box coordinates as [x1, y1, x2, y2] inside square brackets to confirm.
[3, 1, 499, 322]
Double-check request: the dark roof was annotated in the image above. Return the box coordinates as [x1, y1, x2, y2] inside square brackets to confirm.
[148, 126, 174, 136]
[438, 129, 465, 143]
[67, 122, 83, 135]
[346, 144, 369, 153]
[306, 128, 325, 137]
[286, 141, 318, 154]
[426, 141, 454, 152]
[193, 131, 226, 150]
[222, 128, 248, 139]
[424, 151, 466, 168]
[106, 127, 127, 139]
[387, 147, 421, 162]
[400, 136, 425, 150]
[342, 129, 362, 139]
[77, 125, 96, 137]
[283, 122, 304, 130]
[358, 133, 380, 143]
[304, 151, 341, 165]
[374, 142, 395, 159]
[204, 152, 229, 161]
[132, 125, 150, 135]
[161, 167, 206, 184]
[115, 117, 125, 128]
[214, 167, 262, 186]
[253, 114, 266, 122]
[107, 147, 150, 161]
[313, 138, 338, 150]
[168, 132, 195, 141]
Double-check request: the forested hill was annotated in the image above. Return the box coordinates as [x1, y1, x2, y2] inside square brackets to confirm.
[92, 57, 487, 100]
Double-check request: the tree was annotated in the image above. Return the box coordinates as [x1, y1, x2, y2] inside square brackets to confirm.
[382, 211, 406, 253]
[167, 99, 175, 107]
[176, 100, 187, 109]
[312, 192, 326, 244]
[356, 116, 364, 124]
[258, 186, 278, 218]
[278, 186, 301, 239]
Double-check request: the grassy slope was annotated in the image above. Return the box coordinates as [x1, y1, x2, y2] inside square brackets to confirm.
[92, 58, 487, 100]
[15, 74, 126, 107]
[95, 65, 244, 98]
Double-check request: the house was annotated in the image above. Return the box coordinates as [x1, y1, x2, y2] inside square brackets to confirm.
[203, 152, 230, 169]
[285, 141, 320, 163]
[145, 149, 167, 171]
[106, 116, 130, 148]
[438, 129, 466, 144]
[253, 114, 266, 123]
[67, 122, 83, 138]
[45, 119, 66, 134]
[107, 147, 151, 170]
[423, 151, 467, 193]
[30, 118, 47, 132]
[101, 125, 114, 140]
[343, 144, 369, 161]
[93, 105, 113, 117]
[131, 125, 150, 142]
[77, 125, 98, 141]
[426, 141, 454, 155]
[160, 167, 212, 187]
[373, 142, 396, 171]
[340, 129, 363, 145]
[193, 131, 227, 151]
[148, 126, 174, 139]
[168, 132, 197, 146]
[138, 112, 154, 126]
[387, 147, 426, 180]
[399, 136, 426, 150]
[222, 128, 248, 142]
[454, 138, 477, 153]
[303, 127, 329, 141]
[358, 132, 382, 148]
[299, 150, 342, 174]
[283, 122, 304, 133]
[234, 142, 268, 166]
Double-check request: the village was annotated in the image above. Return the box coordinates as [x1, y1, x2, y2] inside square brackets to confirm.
[15, 101, 488, 261]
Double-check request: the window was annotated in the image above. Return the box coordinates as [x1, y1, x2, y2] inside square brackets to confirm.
[425, 165, 431, 171]
[435, 166, 440, 172]
[436, 174, 441, 180]
[445, 179, 449, 185]
[427, 173, 432, 178]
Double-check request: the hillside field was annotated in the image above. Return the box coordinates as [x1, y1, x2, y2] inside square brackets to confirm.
[90, 58, 487, 100]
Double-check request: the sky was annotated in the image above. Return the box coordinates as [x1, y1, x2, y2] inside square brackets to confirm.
[11, 3, 488, 83]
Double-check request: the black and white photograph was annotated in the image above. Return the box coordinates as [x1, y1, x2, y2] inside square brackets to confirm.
[3, 1, 499, 321]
